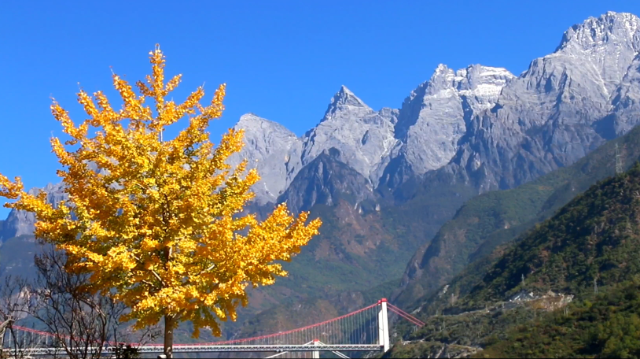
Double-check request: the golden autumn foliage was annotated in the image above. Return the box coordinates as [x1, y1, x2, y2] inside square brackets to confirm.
[0, 46, 321, 339]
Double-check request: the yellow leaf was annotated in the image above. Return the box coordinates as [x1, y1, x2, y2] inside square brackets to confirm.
[0, 45, 321, 347]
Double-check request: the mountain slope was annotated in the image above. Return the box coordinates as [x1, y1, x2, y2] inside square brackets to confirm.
[257, 153, 410, 298]
[389, 161, 640, 358]
[466, 162, 640, 305]
[468, 164, 640, 358]
[478, 280, 640, 358]
[394, 124, 640, 311]
[277, 148, 378, 215]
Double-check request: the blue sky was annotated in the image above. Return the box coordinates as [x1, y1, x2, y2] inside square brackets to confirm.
[1, 0, 640, 218]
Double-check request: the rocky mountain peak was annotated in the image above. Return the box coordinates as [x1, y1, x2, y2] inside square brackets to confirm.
[234, 113, 294, 135]
[228, 113, 303, 205]
[434, 63, 453, 75]
[322, 86, 373, 123]
[557, 12, 640, 53]
[301, 86, 398, 184]
[456, 65, 514, 92]
[552, 11, 640, 95]
[411, 64, 514, 103]
[456, 65, 515, 110]
[388, 63, 514, 180]
[336, 85, 358, 100]
[424, 64, 457, 96]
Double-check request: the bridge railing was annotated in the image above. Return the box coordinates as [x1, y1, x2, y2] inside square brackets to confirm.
[2, 298, 426, 357]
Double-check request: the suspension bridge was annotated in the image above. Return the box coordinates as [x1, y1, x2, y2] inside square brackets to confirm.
[1, 299, 424, 358]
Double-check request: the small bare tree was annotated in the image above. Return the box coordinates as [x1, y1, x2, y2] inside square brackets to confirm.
[29, 244, 160, 359]
[0, 274, 41, 359]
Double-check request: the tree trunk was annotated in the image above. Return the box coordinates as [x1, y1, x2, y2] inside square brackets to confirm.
[163, 315, 175, 359]
[0, 318, 13, 349]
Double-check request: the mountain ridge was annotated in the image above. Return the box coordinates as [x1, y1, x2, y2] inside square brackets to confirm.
[393, 123, 640, 313]
[223, 11, 640, 207]
[388, 156, 640, 359]
[3, 10, 640, 349]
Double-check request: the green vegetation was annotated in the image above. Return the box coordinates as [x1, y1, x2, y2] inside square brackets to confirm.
[272, 201, 412, 298]
[479, 280, 640, 358]
[396, 124, 640, 311]
[381, 178, 480, 255]
[385, 340, 481, 358]
[467, 163, 640, 307]
[391, 154, 640, 357]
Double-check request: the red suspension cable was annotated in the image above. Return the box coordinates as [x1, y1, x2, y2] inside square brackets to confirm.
[11, 301, 386, 348]
[387, 304, 425, 326]
[387, 306, 424, 327]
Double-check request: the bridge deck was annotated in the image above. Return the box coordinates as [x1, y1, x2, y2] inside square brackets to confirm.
[5, 344, 383, 355]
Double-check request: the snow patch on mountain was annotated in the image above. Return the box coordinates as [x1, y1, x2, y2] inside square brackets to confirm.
[393, 64, 515, 176]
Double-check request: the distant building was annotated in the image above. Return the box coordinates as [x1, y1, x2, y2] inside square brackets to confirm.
[508, 290, 536, 302]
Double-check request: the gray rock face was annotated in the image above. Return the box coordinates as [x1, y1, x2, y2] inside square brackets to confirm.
[302, 86, 399, 185]
[390, 64, 515, 182]
[556, 11, 640, 97]
[444, 11, 640, 192]
[611, 53, 640, 136]
[236, 10, 640, 201]
[227, 114, 303, 205]
[1, 183, 67, 240]
[277, 148, 376, 215]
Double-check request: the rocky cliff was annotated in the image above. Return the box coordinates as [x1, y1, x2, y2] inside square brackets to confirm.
[233, 12, 640, 204]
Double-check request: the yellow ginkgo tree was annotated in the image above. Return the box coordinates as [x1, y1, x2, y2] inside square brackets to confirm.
[0, 45, 321, 358]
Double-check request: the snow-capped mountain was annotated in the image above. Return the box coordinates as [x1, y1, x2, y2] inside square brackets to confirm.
[387, 64, 515, 183]
[6, 11, 640, 233]
[441, 11, 640, 191]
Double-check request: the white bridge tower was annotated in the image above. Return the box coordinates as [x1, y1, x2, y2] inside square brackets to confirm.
[378, 298, 390, 352]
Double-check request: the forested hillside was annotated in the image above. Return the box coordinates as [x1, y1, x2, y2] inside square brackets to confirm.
[478, 280, 640, 358]
[394, 124, 640, 311]
[389, 161, 640, 357]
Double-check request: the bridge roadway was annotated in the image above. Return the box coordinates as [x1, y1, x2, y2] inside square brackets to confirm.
[5, 344, 383, 356]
